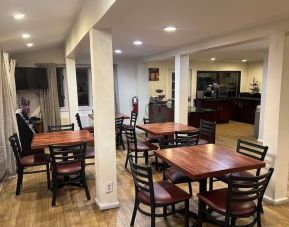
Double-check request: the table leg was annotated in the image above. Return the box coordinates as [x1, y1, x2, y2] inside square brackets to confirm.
[194, 178, 207, 227]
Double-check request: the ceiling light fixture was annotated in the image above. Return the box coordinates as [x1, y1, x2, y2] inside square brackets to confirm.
[27, 43, 34, 47]
[211, 57, 216, 61]
[163, 26, 177, 32]
[114, 49, 122, 54]
[242, 59, 247, 62]
[133, 40, 143, 46]
[14, 14, 25, 20]
[22, 34, 30, 39]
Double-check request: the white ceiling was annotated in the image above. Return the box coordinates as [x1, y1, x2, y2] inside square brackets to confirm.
[94, 0, 289, 58]
[0, 0, 86, 54]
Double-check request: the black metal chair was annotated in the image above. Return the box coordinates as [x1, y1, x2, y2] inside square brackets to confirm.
[9, 133, 50, 195]
[209, 139, 269, 191]
[123, 111, 138, 130]
[48, 142, 90, 206]
[75, 113, 94, 134]
[160, 131, 200, 195]
[124, 127, 158, 169]
[198, 119, 216, 145]
[197, 168, 274, 227]
[143, 118, 162, 143]
[115, 116, 125, 150]
[128, 156, 191, 227]
[48, 123, 74, 132]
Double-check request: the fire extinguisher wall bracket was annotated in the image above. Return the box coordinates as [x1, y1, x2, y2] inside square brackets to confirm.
[132, 96, 138, 113]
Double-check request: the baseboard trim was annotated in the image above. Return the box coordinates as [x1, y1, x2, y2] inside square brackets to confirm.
[257, 138, 263, 143]
[263, 195, 289, 205]
[95, 198, 120, 210]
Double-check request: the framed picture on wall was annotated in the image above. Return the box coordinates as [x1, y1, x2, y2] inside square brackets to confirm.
[149, 68, 159, 81]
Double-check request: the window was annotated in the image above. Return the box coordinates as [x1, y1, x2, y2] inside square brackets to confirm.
[76, 68, 89, 106]
[56, 67, 65, 107]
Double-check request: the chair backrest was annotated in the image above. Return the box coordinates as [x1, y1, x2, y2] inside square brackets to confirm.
[236, 139, 268, 176]
[129, 111, 138, 128]
[75, 113, 83, 130]
[16, 113, 34, 151]
[159, 135, 199, 149]
[143, 118, 150, 136]
[48, 142, 87, 170]
[115, 117, 124, 131]
[226, 168, 274, 222]
[199, 119, 216, 144]
[174, 130, 200, 146]
[9, 133, 23, 167]
[48, 123, 74, 132]
[124, 127, 138, 151]
[128, 155, 155, 202]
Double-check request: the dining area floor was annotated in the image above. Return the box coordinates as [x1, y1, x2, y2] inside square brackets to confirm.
[0, 121, 289, 227]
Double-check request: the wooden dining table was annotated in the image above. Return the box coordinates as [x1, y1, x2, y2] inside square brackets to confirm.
[155, 144, 266, 226]
[88, 112, 130, 120]
[31, 130, 94, 150]
[136, 122, 198, 136]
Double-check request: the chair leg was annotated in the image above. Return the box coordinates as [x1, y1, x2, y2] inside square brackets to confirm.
[121, 135, 125, 150]
[209, 177, 214, 191]
[16, 168, 23, 195]
[163, 206, 167, 216]
[135, 151, 138, 164]
[130, 199, 139, 226]
[81, 171, 91, 200]
[260, 203, 264, 213]
[51, 174, 58, 207]
[257, 212, 262, 227]
[231, 217, 237, 226]
[184, 200, 189, 227]
[46, 164, 51, 190]
[125, 150, 130, 168]
[144, 152, 148, 164]
[188, 182, 193, 195]
[151, 205, 156, 227]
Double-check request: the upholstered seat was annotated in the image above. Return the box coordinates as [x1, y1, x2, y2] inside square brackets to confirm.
[164, 167, 192, 184]
[52, 162, 81, 174]
[129, 141, 159, 151]
[85, 147, 95, 159]
[83, 126, 94, 134]
[197, 138, 209, 145]
[217, 171, 254, 182]
[198, 188, 256, 216]
[144, 134, 161, 143]
[138, 181, 191, 206]
[20, 154, 50, 166]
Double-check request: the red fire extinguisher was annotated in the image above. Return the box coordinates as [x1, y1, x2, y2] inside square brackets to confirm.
[132, 96, 138, 113]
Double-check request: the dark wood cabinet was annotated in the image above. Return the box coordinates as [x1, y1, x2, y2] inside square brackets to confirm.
[195, 99, 231, 123]
[195, 98, 260, 124]
[231, 99, 260, 124]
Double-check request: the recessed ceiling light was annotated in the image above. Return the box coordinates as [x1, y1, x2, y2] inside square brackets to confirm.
[242, 59, 247, 62]
[114, 49, 122, 54]
[211, 57, 216, 61]
[133, 40, 143, 46]
[14, 14, 25, 20]
[27, 43, 34, 47]
[21, 34, 30, 39]
[163, 26, 177, 32]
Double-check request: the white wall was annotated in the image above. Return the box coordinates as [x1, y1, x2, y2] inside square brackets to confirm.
[247, 61, 264, 91]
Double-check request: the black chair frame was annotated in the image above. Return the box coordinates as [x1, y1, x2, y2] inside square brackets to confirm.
[129, 156, 189, 227]
[115, 116, 125, 150]
[48, 123, 74, 132]
[9, 133, 50, 195]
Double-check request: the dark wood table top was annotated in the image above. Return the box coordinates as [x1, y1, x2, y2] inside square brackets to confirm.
[88, 113, 130, 120]
[136, 122, 198, 136]
[31, 130, 94, 149]
[155, 144, 265, 181]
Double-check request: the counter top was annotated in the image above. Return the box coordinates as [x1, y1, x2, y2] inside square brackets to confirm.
[188, 106, 216, 113]
[195, 97, 261, 101]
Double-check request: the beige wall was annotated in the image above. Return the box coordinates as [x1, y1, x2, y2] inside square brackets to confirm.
[148, 60, 264, 103]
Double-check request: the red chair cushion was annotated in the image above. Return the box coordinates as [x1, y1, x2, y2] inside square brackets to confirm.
[129, 141, 158, 151]
[138, 181, 191, 206]
[85, 147, 95, 159]
[216, 171, 254, 182]
[52, 162, 82, 174]
[83, 126, 94, 133]
[164, 166, 192, 184]
[198, 138, 209, 145]
[20, 154, 50, 166]
[197, 188, 256, 216]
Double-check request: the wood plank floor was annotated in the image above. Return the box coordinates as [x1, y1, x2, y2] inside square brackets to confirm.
[0, 121, 289, 226]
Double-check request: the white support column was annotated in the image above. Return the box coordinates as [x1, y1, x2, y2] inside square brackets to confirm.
[263, 33, 289, 205]
[174, 54, 190, 124]
[89, 28, 119, 210]
[136, 60, 149, 124]
[258, 52, 268, 142]
[65, 58, 79, 127]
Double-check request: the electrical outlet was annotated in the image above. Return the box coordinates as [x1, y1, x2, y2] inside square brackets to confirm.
[105, 181, 113, 193]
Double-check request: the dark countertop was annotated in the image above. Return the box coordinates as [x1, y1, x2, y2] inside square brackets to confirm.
[195, 97, 261, 101]
[188, 106, 216, 113]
